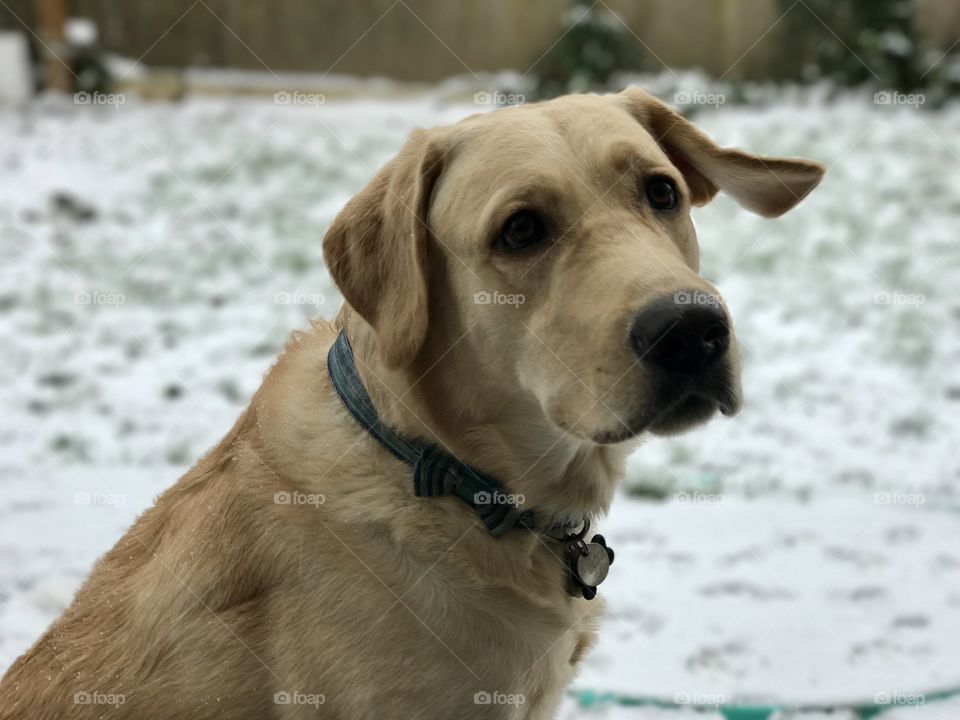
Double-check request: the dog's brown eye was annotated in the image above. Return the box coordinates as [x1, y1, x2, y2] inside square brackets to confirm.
[646, 177, 679, 211]
[499, 210, 547, 251]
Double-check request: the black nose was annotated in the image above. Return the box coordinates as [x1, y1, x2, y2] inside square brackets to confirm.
[630, 293, 730, 374]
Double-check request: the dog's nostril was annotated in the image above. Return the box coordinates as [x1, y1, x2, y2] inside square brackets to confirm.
[702, 324, 728, 362]
[631, 293, 730, 374]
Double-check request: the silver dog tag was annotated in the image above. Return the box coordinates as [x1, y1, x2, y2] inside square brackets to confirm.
[576, 542, 611, 587]
[565, 525, 615, 599]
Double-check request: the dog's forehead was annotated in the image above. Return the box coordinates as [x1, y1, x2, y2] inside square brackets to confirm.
[444, 95, 670, 200]
[449, 94, 666, 171]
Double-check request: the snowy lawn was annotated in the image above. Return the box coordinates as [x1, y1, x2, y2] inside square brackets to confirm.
[1, 86, 959, 718]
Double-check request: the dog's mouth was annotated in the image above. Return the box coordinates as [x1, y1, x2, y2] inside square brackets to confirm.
[591, 378, 742, 445]
[647, 392, 730, 435]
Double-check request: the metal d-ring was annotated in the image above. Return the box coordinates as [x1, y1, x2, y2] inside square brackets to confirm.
[563, 518, 590, 545]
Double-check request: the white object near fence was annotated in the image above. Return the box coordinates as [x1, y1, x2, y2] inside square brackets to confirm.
[0, 31, 32, 104]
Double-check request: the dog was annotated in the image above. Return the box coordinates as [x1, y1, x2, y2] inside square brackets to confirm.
[0, 87, 823, 719]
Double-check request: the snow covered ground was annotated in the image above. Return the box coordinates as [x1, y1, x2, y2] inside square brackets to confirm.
[1, 84, 959, 718]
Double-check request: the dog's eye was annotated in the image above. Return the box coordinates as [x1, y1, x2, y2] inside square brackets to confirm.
[646, 177, 679, 211]
[499, 210, 547, 251]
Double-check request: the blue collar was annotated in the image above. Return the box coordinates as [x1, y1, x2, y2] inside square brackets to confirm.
[327, 331, 540, 537]
[326, 330, 617, 599]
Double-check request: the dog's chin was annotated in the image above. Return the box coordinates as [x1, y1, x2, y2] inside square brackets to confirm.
[590, 388, 741, 445]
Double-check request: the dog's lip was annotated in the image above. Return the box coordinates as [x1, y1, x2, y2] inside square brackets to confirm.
[716, 384, 743, 417]
[591, 381, 740, 445]
[646, 393, 720, 435]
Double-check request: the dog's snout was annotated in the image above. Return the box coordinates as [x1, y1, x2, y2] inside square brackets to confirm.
[630, 293, 730, 374]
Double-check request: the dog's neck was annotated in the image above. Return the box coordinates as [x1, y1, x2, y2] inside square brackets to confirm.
[339, 311, 634, 527]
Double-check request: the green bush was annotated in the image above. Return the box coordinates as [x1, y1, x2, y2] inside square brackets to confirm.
[533, 2, 644, 99]
[775, 0, 957, 97]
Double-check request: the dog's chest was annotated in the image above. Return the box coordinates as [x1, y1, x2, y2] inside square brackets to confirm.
[276, 530, 599, 719]
[396, 574, 597, 719]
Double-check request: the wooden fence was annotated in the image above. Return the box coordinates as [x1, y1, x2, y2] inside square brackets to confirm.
[1, 0, 958, 82]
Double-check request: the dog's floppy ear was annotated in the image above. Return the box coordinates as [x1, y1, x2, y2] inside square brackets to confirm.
[620, 86, 825, 217]
[323, 129, 445, 369]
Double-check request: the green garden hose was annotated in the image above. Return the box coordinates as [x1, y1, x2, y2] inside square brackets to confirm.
[570, 686, 960, 718]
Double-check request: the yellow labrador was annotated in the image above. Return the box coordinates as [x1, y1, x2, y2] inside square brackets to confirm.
[0, 87, 823, 719]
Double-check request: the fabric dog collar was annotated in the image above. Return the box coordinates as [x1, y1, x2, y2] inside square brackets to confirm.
[327, 330, 536, 537]
[326, 330, 615, 598]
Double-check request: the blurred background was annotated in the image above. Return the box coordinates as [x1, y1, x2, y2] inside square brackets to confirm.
[1, 1, 960, 718]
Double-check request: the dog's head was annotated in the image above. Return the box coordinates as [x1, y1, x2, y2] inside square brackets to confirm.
[324, 88, 823, 446]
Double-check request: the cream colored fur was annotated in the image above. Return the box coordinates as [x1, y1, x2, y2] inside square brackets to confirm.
[0, 88, 823, 719]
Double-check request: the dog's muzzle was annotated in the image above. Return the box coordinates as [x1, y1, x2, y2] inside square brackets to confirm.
[628, 290, 741, 437]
